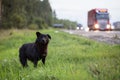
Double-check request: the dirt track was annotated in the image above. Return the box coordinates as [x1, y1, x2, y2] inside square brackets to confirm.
[63, 30, 120, 45]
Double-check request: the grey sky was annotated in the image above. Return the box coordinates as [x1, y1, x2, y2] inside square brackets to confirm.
[49, 0, 120, 26]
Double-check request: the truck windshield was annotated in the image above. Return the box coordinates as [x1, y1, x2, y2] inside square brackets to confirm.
[96, 13, 109, 20]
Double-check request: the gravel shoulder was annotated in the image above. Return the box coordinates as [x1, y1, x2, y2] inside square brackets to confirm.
[63, 30, 120, 45]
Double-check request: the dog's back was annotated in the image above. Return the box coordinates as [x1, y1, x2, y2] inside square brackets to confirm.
[19, 43, 37, 61]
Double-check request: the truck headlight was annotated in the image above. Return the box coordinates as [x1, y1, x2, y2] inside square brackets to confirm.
[95, 24, 99, 29]
[106, 24, 111, 29]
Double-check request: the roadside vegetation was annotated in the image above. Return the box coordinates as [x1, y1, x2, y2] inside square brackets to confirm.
[0, 29, 120, 80]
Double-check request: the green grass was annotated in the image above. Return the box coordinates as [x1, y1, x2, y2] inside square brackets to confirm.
[0, 29, 120, 80]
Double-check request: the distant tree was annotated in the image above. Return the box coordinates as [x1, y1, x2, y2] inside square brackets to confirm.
[41, 0, 52, 26]
[52, 10, 57, 23]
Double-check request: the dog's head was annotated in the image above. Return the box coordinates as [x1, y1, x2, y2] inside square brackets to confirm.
[35, 32, 51, 45]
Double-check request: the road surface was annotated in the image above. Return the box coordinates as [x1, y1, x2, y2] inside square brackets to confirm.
[63, 30, 120, 45]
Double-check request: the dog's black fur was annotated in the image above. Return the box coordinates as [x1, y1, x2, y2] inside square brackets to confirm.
[19, 32, 51, 67]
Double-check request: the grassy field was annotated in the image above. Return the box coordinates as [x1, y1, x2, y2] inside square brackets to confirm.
[0, 29, 120, 80]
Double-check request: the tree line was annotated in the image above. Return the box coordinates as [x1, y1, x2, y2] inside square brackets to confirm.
[0, 0, 77, 29]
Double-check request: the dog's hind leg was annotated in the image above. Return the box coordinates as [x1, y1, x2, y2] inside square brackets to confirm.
[20, 57, 28, 67]
[19, 46, 28, 67]
[19, 52, 28, 67]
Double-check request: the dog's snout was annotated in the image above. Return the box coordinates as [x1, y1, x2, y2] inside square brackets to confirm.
[42, 39, 45, 43]
[41, 38, 46, 43]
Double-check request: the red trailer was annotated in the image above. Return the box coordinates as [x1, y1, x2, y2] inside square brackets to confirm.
[88, 8, 112, 31]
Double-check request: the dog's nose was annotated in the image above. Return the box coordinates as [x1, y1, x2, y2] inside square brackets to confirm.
[41, 39, 46, 43]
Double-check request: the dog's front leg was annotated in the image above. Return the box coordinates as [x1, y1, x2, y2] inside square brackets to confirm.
[42, 57, 46, 65]
[33, 60, 38, 67]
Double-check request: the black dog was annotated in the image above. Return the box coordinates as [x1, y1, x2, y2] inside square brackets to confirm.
[19, 32, 51, 67]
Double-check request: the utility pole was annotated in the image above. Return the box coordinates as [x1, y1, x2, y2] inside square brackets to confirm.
[0, 0, 2, 27]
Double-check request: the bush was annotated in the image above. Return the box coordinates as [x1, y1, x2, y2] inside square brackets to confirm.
[28, 23, 39, 30]
[40, 23, 49, 29]
[34, 17, 44, 29]
[32, 17, 49, 29]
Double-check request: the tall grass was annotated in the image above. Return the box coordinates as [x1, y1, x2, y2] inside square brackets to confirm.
[0, 29, 120, 80]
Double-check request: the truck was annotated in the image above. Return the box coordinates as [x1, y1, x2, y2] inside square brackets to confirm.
[87, 8, 112, 31]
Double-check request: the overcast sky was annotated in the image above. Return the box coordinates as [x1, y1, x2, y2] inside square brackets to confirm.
[49, 0, 120, 26]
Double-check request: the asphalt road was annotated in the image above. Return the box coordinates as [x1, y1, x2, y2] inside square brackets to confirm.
[63, 30, 120, 45]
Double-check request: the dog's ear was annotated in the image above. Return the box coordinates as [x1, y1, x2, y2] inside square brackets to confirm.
[36, 32, 41, 37]
[47, 34, 51, 39]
